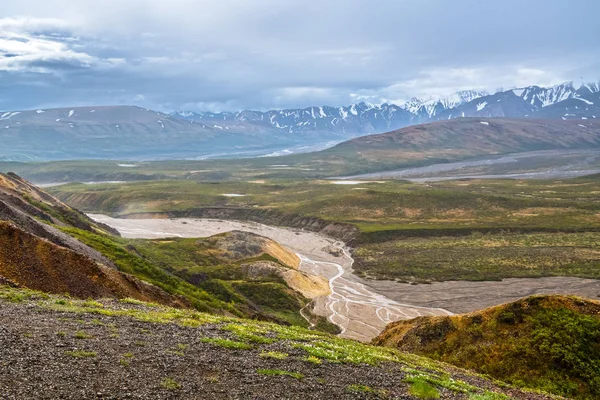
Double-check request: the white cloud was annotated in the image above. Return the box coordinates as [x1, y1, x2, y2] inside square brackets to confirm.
[0, 17, 116, 73]
[376, 66, 566, 105]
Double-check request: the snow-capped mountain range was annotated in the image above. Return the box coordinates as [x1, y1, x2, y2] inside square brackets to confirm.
[1, 81, 598, 161]
[173, 81, 600, 138]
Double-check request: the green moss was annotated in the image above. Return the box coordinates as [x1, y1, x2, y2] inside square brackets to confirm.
[120, 298, 159, 306]
[160, 378, 181, 390]
[259, 351, 288, 360]
[0, 287, 47, 303]
[408, 378, 440, 399]
[405, 372, 476, 394]
[303, 355, 322, 365]
[65, 350, 97, 358]
[200, 337, 253, 350]
[74, 331, 93, 339]
[256, 369, 303, 380]
[469, 392, 512, 400]
[46, 298, 227, 327]
[81, 300, 104, 308]
[291, 338, 400, 365]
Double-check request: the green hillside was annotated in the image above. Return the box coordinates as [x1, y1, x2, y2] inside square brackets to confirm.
[375, 295, 600, 399]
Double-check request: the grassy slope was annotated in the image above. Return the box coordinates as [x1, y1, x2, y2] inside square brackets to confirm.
[0, 285, 555, 400]
[331, 118, 600, 166]
[374, 295, 600, 400]
[49, 177, 600, 282]
[59, 227, 321, 328]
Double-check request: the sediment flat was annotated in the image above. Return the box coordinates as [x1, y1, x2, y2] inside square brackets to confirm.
[364, 276, 600, 313]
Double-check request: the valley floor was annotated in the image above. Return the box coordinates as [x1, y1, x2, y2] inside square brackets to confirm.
[88, 215, 600, 342]
[89, 215, 451, 342]
[365, 276, 600, 314]
[341, 149, 600, 182]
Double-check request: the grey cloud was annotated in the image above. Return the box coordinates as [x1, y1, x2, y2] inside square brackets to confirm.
[0, 0, 599, 112]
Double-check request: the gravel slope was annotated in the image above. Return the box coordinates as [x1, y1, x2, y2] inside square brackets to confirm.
[0, 289, 555, 400]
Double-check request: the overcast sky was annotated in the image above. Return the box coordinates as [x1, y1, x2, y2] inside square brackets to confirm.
[1, 0, 599, 112]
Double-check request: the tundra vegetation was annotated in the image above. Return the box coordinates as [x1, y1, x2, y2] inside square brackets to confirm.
[50, 175, 600, 282]
[374, 295, 600, 400]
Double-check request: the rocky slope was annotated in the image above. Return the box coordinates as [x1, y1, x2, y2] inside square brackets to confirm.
[0, 172, 118, 265]
[0, 286, 556, 399]
[374, 295, 600, 399]
[0, 221, 187, 307]
[0, 172, 189, 306]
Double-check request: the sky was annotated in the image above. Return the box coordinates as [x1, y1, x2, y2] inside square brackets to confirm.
[0, 0, 599, 112]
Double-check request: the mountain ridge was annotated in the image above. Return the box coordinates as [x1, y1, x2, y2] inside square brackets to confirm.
[308, 117, 600, 177]
[172, 80, 600, 136]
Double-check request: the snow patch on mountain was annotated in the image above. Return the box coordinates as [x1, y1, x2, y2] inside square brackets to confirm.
[0, 112, 20, 120]
[519, 82, 578, 107]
